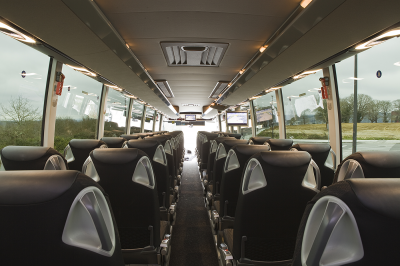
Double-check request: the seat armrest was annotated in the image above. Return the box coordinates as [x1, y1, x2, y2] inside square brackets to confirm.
[221, 216, 235, 230]
[160, 207, 168, 221]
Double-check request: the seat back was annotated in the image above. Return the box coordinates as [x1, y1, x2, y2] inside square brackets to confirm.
[265, 139, 293, 150]
[125, 139, 171, 209]
[205, 137, 234, 183]
[249, 136, 271, 145]
[212, 139, 248, 195]
[219, 145, 271, 217]
[200, 132, 219, 170]
[228, 133, 242, 139]
[83, 148, 161, 249]
[101, 137, 127, 148]
[0, 170, 124, 266]
[1, 146, 67, 170]
[65, 139, 107, 171]
[233, 151, 318, 263]
[291, 143, 335, 187]
[334, 151, 400, 183]
[292, 178, 400, 266]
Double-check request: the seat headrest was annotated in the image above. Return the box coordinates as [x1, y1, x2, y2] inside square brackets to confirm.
[228, 133, 242, 139]
[120, 134, 140, 140]
[69, 139, 105, 149]
[348, 178, 400, 220]
[92, 148, 139, 164]
[0, 170, 78, 204]
[260, 151, 311, 167]
[250, 137, 271, 144]
[234, 144, 271, 156]
[223, 140, 248, 150]
[126, 139, 160, 149]
[291, 143, 331, 153]
[267, 139, 293, 150]
[356, 151, 400, 168]
[215, 137, 235, 144]
[101, 137, 126, 145]
[1, 146, 50, 161]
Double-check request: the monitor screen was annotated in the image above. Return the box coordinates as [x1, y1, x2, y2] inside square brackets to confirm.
[227, 111, 248, 126]
[185, 114, 196, 121]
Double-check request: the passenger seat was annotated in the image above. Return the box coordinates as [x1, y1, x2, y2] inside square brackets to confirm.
[101, 137, 127, 148]
[249, 136, 271, 145]
[265, 139, 293, 150]
[64, 139, 107, 171]
[82, 148, 171, 265]
[292, 178, 400, 266]
[0, 146, 67, 170]
[0, 170, 124, 265]
[219, 151, 319, 266]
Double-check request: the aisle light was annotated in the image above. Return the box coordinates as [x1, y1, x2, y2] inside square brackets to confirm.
[66, 65, 97, 77]
[300, 0, 313, 8]
[356, 28, 400, 50]
[293, 69, 321, 79]
[108, 85, 122, 91]
[204, 107, 212, 115]
[394, 62, 400, 66]
[0, 22, 36, 43]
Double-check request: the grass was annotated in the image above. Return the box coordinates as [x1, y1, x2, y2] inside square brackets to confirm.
[260, 123, 400, 140]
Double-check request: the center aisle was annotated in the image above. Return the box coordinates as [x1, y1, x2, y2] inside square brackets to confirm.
[169, 160, 219, 266]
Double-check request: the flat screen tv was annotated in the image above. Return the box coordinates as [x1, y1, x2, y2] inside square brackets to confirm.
[227, 111, 248, 126]
[185, 114, 196, 121]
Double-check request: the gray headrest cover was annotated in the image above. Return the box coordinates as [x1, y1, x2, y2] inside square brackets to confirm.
[92, 148, 139, 164]
[70, 139, 103, 149]
[359, 151, 400, 168]
[1, 146, 50, 161]
[260, 151, 311, 167]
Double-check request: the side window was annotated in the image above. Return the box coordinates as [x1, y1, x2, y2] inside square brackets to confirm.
[336, 36, 400, 158]
[144, 108, 155, 132]
[221, 113, 227, 132]
[281, 71, 329, 144]
[103, 87, 128, 137]
[130, 100, 144, 134]
[0, 32, 49, 151]
[253, 93, 279, 138]
[54, 66, 103, 152]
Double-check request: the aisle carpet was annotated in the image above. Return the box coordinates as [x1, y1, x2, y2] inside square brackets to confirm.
[169, 160, 219, 266]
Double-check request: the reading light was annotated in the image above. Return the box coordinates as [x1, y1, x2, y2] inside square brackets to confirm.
[259, 45, 268, 53]
[126, 43, 130, 49]
[0, 22, 35, 43]
[66, 65, 97, 77]
[300, 0, 313, 8]
[356, 28, 400, 50]
[108, 85, 123, 91]
[249, 96, 261, 100]
[239, 69, 245, 75]
[265, 87, 281, 93]
[293, 69, 321, 79]
[395, 62, 400, 66]
[204, 107, 212, 115]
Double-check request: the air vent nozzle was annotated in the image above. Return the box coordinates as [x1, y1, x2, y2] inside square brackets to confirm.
[155, 80, 174, 98]
[161, 42, 228, 67]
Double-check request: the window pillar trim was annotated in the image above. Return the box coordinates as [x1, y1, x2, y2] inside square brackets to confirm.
[126, 98, 133, 135]
[96, 85, 108, 139]
[140, 105, 147, 133]
[275, 88, 286, 139]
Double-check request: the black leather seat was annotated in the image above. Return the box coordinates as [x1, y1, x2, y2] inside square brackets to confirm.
[82, 148, 171, 265]
[101, 137, 127, 148]
[292, 178, 400, 266]
[206, 139, 248, 207]
[291, 143, 336, 187]
[212, 145, 271, 231]
[125, 139, 175, 221]
[249, 136, 271, 145]
[333, 151, 400, 183]
[120, 134, 140, 140]
[64, 139, 107, 171]
[227, 133, 242, 139]
[220, 151, 319, 265]
[265, 139, 293, 150]
[199, 132, 219, 171]
[0, 146, 67, 170]
[0, 170, 124, 265]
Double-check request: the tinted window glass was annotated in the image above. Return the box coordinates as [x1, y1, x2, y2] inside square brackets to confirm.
[130, 100, 144, 134]
[104, 88, 128, 137]
[253, 93, 279, 138]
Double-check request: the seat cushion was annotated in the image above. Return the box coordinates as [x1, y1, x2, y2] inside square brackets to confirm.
[213, 200, 220, 214]
[160, 220, 169, 241]
[224, 229, 234, 252]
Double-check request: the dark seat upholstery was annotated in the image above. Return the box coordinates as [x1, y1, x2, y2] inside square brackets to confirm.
[125, 139, 172, 211]
[212, 140, 248, 196]
[333, 151, 400, 183]
[227, 133, 242, 139]
[217, 145, 271, 219]
[64, 139, 107, 171]
[0, 170, 124, 266]
[292, 178, 400, 266]
[291, 143, 335, 187]
[0, 146, 67, 170]
[200, 132, 219, 170]
[249, 136, 271, 145]
[224, 151, 318, 265]
[101, 137, 127, 148]
[204, 137, 234, 184]
[83, 148, 170, 264]
[120, 134, 140, 140]
[265, 139, 293, 150]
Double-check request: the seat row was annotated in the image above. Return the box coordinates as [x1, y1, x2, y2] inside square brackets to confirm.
[196, 132, 400, 266]
[0, 130, 184, 266]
